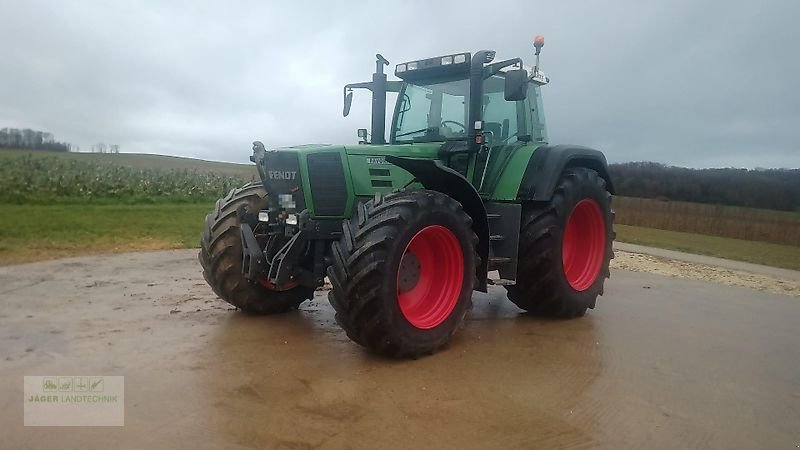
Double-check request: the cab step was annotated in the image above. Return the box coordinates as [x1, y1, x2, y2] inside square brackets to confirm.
[488, 278, 516, 286]
[488, 256, 512, 265]
[485, 202, 521, 282]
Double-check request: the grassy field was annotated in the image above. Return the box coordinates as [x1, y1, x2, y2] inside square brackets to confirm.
[615, 224, 800, 271]
[614, 196, 800, 246]
[0, 203, 210, 265]
[2, 203, 798, 271]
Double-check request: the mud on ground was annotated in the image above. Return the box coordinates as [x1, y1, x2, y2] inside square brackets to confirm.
[1, 249, 798, 449]
[612, 250, 800, 297]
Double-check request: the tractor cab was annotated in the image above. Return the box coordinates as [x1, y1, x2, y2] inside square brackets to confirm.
[391, 69, 547, 141]
[343, 40, 550, 194]
[390, 53, 548, 147]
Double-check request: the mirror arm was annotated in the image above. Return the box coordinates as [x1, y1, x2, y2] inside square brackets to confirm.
[484, 58, 523, 78]
[345, 81, 374, 92]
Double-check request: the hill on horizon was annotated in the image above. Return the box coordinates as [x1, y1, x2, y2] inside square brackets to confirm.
[0, 148, 256, 178]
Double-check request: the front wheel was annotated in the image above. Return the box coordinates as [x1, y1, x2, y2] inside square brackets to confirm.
[327, 190, 478, 358]
[198, 182, 312, 314]
[505, 168, 614, 317]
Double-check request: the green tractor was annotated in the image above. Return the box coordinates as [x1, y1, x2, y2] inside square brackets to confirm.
[199, 37, 615, 357]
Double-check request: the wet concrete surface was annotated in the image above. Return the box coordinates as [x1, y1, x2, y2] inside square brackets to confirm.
[0, 250, 798, 449]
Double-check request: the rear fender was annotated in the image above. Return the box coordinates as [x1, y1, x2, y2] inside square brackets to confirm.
[518, 145, 615, 200]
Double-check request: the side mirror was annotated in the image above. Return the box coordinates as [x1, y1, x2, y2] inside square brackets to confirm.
[343, 91, 353, 117]
[504, 69, 528, 101]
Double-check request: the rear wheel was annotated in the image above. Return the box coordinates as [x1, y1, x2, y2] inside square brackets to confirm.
[328, 190, 478, 358]
[199, 182, 312, 314]
[505, 168, 614, 317]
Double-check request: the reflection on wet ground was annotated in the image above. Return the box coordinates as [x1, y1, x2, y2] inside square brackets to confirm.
[1, 250, 798, 449]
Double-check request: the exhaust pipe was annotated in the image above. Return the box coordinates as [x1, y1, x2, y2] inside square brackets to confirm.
[370, 54, 389, 145]
[343, 54, 391, 145]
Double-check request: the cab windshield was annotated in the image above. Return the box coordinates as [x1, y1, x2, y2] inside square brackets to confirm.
[391, 75, 524, 145]
[392, 78, 470, 143]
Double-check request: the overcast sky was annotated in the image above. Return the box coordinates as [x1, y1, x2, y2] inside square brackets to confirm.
[1, 0, 797, 168]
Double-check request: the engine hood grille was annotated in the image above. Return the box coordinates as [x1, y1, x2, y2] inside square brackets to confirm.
[257, 150, 306, 212]
[306, 152, 347, 216]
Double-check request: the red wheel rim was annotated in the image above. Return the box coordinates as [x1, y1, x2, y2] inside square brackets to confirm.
[258, 277, 298, 291]
[562, 199, 606, 291]
[397, 225, 464, 329]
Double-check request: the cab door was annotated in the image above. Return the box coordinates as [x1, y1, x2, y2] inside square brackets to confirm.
[474, 75, 531, 194]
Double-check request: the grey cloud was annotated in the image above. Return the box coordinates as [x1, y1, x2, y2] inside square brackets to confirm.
[0, 0, 797, 167]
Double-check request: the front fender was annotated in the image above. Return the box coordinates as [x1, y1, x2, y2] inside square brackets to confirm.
[385, 155, 489, 292]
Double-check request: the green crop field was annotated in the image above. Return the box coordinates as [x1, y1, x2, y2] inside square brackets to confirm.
[0, 149, 255, 204]
[0, 148, 257, 178]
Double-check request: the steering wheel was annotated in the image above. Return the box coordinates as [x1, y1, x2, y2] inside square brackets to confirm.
[440, 120, 466, 133]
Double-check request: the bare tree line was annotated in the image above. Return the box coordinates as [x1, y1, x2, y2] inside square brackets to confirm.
[0, 127, 120, 154]
[0, 127, 70, 152]
[91, 142, 120, 153]
[610, 162, 800, 212]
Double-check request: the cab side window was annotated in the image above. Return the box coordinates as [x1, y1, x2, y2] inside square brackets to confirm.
[482, 75, 526, 145]
[528, 84, 548, 142]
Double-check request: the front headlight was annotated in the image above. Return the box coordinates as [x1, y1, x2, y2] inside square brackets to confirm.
[285, 213, 298, 226]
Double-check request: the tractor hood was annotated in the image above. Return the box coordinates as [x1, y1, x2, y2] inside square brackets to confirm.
[257, 142, 443, 218]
